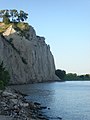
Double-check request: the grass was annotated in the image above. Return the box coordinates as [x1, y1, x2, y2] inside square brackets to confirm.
[0, 22, 11, 33]
[16, 22, 30, 31]
[0, 22, 30, 34]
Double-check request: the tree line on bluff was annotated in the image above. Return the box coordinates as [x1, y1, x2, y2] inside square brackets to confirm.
[0, 9, 28, 24]
[55, 69, 90, 81]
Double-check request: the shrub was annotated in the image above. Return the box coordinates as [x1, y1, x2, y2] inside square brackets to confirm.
[0, 80, 4, 90]
[55, 69, 66, 80]
[3, 16, 10, 24]
[17, 22, 30, 31]
[0, 62, 10, 89]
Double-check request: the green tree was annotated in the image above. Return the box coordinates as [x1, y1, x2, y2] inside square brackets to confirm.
[78, 75, 84, 80]
[55, 69, 66, 80]
[64, 73, 77, 80]
[3, 15, 10, 24]
[0, 10, 5, 18]
[10, 9, 18, 22]
[0, 62, 10, 89]
[0, 9, 28, 23]
[0, 9, 10, 24]
[85, 74, 90, 79]
[17, 10, 28, 22]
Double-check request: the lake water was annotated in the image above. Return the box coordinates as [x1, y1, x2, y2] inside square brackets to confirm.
[11, 81, 90, 120]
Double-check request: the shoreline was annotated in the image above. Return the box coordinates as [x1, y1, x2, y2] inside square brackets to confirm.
[0, 88, 49, 120]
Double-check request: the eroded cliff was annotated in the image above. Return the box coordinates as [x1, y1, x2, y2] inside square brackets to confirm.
[0, 24, 59, 84]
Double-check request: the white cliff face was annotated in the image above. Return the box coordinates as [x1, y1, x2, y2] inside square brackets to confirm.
[0, 25, 59, 84]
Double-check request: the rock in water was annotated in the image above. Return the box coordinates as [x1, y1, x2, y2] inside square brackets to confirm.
[0, 24, 59, 84]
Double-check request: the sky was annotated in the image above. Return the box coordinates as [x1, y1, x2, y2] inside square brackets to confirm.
[0, 0, 90, 75]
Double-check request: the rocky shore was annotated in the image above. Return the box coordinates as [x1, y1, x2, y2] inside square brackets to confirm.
[0, 88, 49, 120]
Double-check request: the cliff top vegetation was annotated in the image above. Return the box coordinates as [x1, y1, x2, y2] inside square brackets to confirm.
[0, 9, 29, 33]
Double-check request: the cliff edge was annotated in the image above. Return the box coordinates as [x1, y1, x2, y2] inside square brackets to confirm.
[0, 23, 59, 84]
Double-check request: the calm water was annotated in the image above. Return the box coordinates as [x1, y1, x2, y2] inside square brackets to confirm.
[11, 81, 90, 120]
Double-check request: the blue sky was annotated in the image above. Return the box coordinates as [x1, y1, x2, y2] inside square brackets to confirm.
[0, 0, 90, 75]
